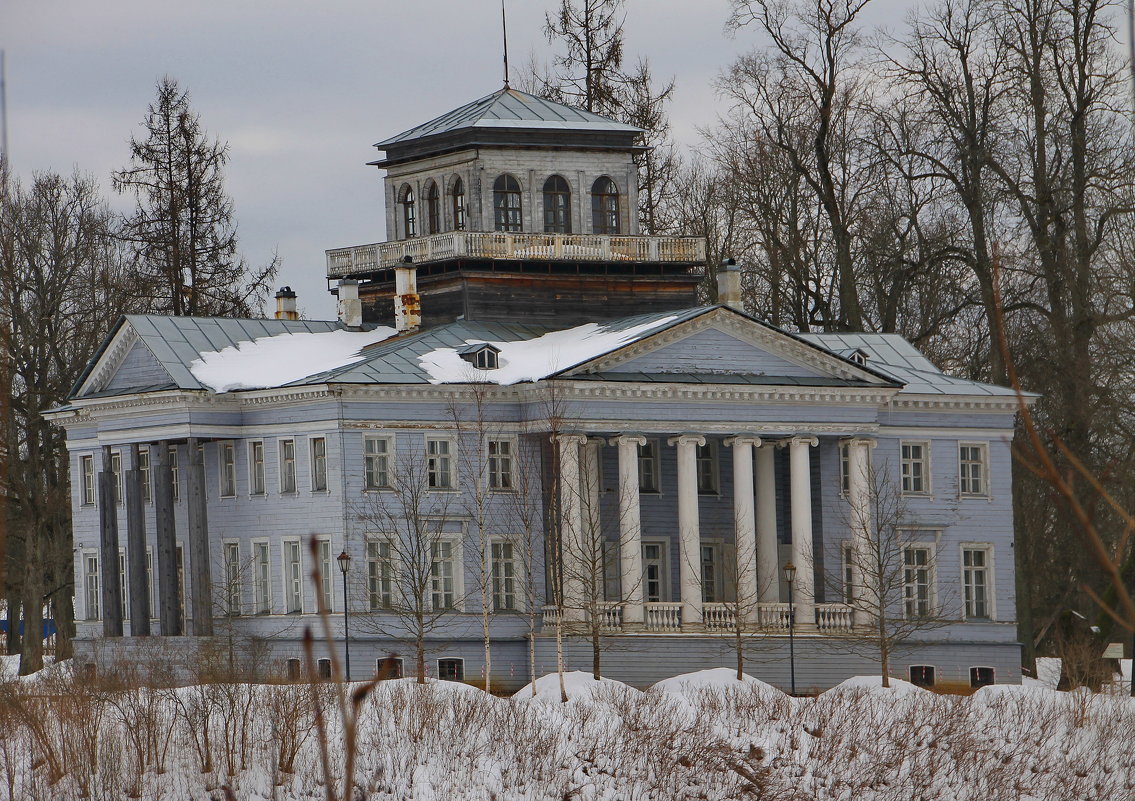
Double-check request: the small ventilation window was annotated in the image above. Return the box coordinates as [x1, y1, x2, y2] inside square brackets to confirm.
[458, 343, 501, 370]
[850, 349, 868, 366]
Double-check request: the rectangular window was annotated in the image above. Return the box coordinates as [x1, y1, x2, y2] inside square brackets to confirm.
[284, 540, 303, 614]
[638, 440, 659, 493]
[426, 438, 455, 490]
[367, 539, 395, 610]
[959, 443, 988, 496]
[249, 441, 266, 495]
[438, 658, 464, 682]
[842, 543, 854, 604]
[491, 541, 516, 611]
[970, 666, 995, 688]
[700, 544, 719, 603]
[84, 552, 100, 620]
[318, 539, 333, 612]
[839, 443, 850, 495]
[377, 656, 404, 679]
[138, 449, 152, 503]
[254, 541, 271, 614]
[219, 442, 236, 497]
[696, 442, 718, 494]
[642, 542, 665, 603]
[80, 455, 96, 506]
[311, 437, 328, 492]
[286, 658, 302, 681]
[963, 547, 991, 619]
[430, 541, 456, 610]
[901, 442, 929, 495]
[176, 545, 185, 622]
[364, 436, 392, 490]
[909, 665, 936, 688]
[224, 542, 242, 616]
[111, 451, 123, 505]
[169, 446, 180, 502]
[280, 439, 297, 493]
[903, 546, 932, 618]
[487, 439, 514, 490]
[146, 548, 155, 619]
[119, 551, 128, 619]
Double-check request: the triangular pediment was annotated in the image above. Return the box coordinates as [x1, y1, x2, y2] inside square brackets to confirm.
[75, 320, 178, 397]
[561, 308, 897, 386]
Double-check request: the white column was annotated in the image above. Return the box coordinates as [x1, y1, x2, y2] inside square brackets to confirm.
[755, 442, 779, 604]
[845, 437, 876, 627]
[555, 434, 588, 622]
[788, 436, 819, 628]
[611, 434, 646, 625]
[668, 434, 705, 626]
[725, 436, 761, 623]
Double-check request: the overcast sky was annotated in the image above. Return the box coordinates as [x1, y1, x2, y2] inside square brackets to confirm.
[2, 0, 915, 319]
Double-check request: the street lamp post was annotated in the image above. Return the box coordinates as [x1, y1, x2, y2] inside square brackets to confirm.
[784, 561, 797, 696]
[337, 550, 352, 682]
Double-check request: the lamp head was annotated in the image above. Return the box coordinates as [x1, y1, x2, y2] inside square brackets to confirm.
[337, 550, 351, 575]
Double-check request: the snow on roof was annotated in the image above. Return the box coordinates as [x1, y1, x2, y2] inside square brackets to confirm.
[190, 326, 398, 392]
[416, 315, 680, 385]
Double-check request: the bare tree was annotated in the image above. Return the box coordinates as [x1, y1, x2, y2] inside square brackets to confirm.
[351, 442, 466, 683]
[113, 77, 277, 318]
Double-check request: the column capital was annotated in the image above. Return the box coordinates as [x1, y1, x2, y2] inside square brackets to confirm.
[609, 433, 647, 447]
[787, 435, 819, 448]
[724, 434, 763, 448]
[552, 432, 588, 448]
[840, 436, 877, 449]
[667, 433, 706, 448]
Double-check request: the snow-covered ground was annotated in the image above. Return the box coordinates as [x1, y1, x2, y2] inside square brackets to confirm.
[2, 665, 1133, 800]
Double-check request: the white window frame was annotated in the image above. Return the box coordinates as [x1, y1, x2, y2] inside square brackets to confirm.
[900, 440, 931, 496]
[248, 440, 266, 496]
[426, 435, 457, 491]
[83, 550, 100, 620]
[282, 538, 304, 614]
[429, 536, 463, 610]
[146, 547, 155, 619]
[486, 436, 516, 492]
[696, 441, 719, 495]
[366, 535, 397, 611]
[363, 434, 394, 491]
[317, 537, 334, 613]
[961, 543, 995, 620]
[377, 656, 404, 679]
[252, 539, 272, 614]
[119, 549, 128, 620]
[437, 657, 465, 682]
[176, 543, 187, 623]
[641, 539, 669, 603]
[958, 442, 990, 498]
[310, 436, 328, 492]
[279, 438, 297, 494]
[219, 441, 237, 498]
[838, 443, 849, 496]
[841, 541, 855, 604]
[80, 455, 96, 506]
[169, 445, 180, 502]
[638, 439, 660, 494]
[110, 451, 123, 505]
[490, 538, 520, 611]
[223, 540, 243, 616]
[901, 540, 936, 619]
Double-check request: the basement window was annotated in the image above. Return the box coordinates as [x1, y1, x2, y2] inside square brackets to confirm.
[458, 343, 501, 370]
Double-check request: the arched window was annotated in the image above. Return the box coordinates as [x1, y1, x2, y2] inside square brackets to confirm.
[425, 181, 440, 235]
[493, 174, 522, 232]
[401, 185, 417, 238]
[451, 178, 466, 231]
[543, 175, 572, 234]
[591, 177, 620, 235]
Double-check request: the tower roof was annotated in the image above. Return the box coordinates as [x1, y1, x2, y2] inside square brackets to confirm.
[369, 87, 643, 167]
[374, 87, 641, 148]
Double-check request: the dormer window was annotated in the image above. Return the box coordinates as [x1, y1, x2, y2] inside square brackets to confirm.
[849, 349, 868, 366]
[458, 343, 501, 370]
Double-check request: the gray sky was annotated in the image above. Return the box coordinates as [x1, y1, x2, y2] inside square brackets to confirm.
[2, 0, 908, 319]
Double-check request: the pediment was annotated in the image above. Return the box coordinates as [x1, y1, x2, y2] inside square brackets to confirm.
[563, 309, 895, 385]
[75, 322, 176, 397]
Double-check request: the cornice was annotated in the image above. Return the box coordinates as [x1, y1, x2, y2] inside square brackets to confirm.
[887, 395, 1024, 412]
[548, 380, 896, 406]
[77, 324, 139, 396]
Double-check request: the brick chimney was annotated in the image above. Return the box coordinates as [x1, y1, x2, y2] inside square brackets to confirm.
[274, 286, 298, 320]
[395, 256, 421, 333]
[717, 258, 743, 312]
[337, 279, 362, 329]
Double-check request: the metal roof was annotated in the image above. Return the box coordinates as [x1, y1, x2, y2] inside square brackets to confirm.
[374, 87, 642, 149]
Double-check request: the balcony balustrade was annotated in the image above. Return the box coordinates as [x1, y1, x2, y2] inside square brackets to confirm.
[539, 601, 853, 634]
[326, 231, 707, 277]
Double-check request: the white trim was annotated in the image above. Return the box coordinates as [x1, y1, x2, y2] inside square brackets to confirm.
[436, 657, 465, 681]
[279, 438, 298, 494]
[81, 548, 100, 621]
[959, 542, 996, 621]
[76, 323, 140, 396]
[365, 533, 399, 612]
[281, 538, 304, 614]
[309, 435, 329, 493]
[218, 441, 237, 498]
[247, 439, 266, 496]
[315, 536, 335, 613]
[430, 534, 464, 612]
[957, 441, 991, 499]
[363, 433, 395, 491]
[484, 435, 518, 492]
[900, 539, 938, 619]
[251, 538, 273, 615]
[425, 434, 458, 492]
[489, 536, 522, 612]
[899, 440, 932, 497]
[221, 539, 243, 616]
[641, 539, 670, 603]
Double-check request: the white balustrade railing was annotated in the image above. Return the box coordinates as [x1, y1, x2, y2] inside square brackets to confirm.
[644, 602, 682, 632]
[541, 605, 562, 628]
[816, 603, 853, 632]
[757, 602, 793, 631]
[702, 603, 736, 631]
[598, 602, 624, 631]
[326, 232, 707, 276]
